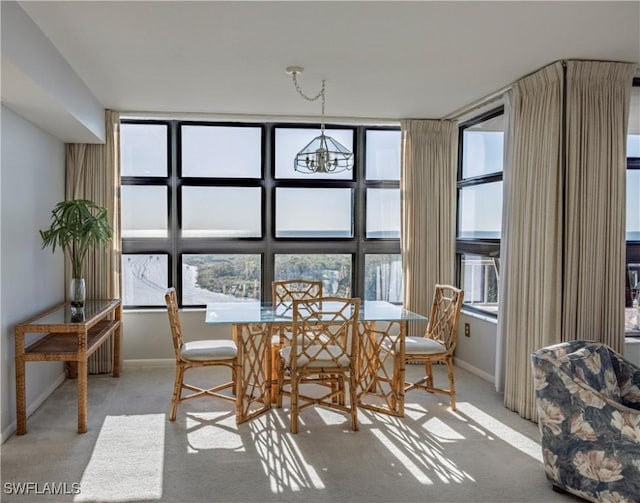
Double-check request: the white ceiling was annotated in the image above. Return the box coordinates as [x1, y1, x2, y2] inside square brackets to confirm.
[13, 1, 640, 122]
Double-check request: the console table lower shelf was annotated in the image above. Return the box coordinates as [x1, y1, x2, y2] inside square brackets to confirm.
[14, 299, 122, 434]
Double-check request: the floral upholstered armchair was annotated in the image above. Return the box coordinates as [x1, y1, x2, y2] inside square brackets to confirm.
[531, 341, 640, 503]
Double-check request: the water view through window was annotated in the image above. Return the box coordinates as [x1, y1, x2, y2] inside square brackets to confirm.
[121, 122, 401, 307]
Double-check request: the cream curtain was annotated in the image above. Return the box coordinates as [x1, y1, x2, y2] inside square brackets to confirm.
[400, 120, 457, 332]
[562, 61, 636, 353]
[65, 110, 121, 300]
[500, 63, 565, 420]
[500, 60, 636, 419]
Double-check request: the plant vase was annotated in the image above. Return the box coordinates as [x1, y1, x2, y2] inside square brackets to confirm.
[69, 277, 86, 309]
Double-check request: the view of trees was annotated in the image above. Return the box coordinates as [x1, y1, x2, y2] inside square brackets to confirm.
[183, 253, 403, 302]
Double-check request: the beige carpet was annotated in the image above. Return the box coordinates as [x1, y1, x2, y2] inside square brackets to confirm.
[1, 364, 578, 503]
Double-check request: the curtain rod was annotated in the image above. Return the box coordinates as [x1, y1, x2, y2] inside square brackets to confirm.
[444, 59, 640, 121]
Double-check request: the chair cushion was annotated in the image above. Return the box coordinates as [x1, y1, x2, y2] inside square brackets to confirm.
[180, 340, 237, 361]
[405, 337, 447, 355]
[280, 345, 351, 369]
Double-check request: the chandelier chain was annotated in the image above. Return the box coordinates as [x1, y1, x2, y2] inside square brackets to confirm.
[286, 65, 353, 174]
[291, 72, 326, 128]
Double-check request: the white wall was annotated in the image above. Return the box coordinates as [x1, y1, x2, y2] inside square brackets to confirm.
[454, 312, 498, 383]
[1, 1, 105, 143]
[1, 105, 66, 440]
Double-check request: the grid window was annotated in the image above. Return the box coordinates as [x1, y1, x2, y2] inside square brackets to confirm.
[456, 108, 504, 317]
[274, 127, 354, 180]
[459, 253, 499, 313]
[364, 254, 403, 302]
[366, 188, 400, 238]
[366, 130, 401, 180]
[121, 123, 168, 177]
[182, 187, 262, 238]
[626, 81, 640, 311]
[276, 188, 353, 238]
[122, 254, 169, 307]
[181, 125, 262, 178]
[458, 182, 503, 239]
[461, 115, 504, 178]
[121, 186, 168, 238]
[182, 254, 261, 305]
[121, 120, 401, 307]
[274, 254, 352, 297]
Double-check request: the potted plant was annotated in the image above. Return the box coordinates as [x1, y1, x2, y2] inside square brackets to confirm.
[40, 199, 113, 308]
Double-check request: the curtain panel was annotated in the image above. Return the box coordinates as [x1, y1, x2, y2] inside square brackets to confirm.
[500, 60, 636, 420]
[400, 120, 457, 334]
[500, 62, 565, 421]
[562, 61, 636, 353]
[65, 110, 121, 300]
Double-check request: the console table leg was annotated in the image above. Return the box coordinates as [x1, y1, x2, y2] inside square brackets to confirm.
[15, 359, 27, 435]
[77, 359, 88, 433]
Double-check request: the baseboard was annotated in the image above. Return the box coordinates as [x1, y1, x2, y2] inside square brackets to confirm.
[1, 372, 66, 443]
[123, 358, 174, 369]
[454, 357, 495, 384]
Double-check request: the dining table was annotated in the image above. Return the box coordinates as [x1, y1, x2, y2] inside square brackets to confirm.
[205, 300, 428, 424]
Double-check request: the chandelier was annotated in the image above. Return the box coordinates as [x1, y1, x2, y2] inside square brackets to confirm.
[286, 66, 354, 174]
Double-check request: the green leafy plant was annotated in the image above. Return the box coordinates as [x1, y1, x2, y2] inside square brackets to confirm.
[40, 199, 113, 279]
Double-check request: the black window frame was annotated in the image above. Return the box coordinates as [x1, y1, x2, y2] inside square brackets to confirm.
[626, 78, 640, 307]
[455, 106, 505, 318]
[121, 120, 401, 308]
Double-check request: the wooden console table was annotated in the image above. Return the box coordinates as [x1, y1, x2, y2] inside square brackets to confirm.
[14, 299, 122, 434]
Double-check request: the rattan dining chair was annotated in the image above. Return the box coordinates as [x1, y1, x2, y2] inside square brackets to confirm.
[270, 280, 323, 399]
[276, 297, 361, 433]
[402, 285, 464, 411]
[165, 288, 236, 421]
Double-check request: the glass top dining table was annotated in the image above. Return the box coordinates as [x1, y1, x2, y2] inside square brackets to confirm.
[205, 300, 427, 324]
[204, 300, 427, 424]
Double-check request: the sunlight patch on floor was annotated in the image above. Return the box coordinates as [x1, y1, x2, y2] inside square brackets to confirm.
[422, 417, 466, 441]
[185, 412, 244, 453]
[248, 413, 326, 494]
[370, 428, 434, 485]
[75, 414, 165, 502]
[455, 402, 542, 461]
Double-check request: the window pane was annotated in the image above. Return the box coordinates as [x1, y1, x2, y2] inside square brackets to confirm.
[462, 115, 504, 178]
[182, 187, 261, 238]
[364, 254, 403, 302]
[182, 254, 261, 305]
[628, 170, 640, 241]
[276, 188, 353, 237]
[628, 135, 640, 158]
[460, 254, 499, 313]
[181, 125, 262, 178]
[274, 254, 351, 296]
[366, 130, 401, 180]
[275, 128, 354, 179]
[122, 254, 168, 306]
[121, 186, 168, 238]
[367, 188, 400, 238]
[458, 182, 503, 239]
[120, 123, 167, 177]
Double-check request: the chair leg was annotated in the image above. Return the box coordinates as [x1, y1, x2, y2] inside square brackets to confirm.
[290, 373, 299, 434]
[276, 358, 285, 408]
[170, 364, 185, 421]
[271, 344, 279, 403]
[425, 361, 434, 389]
[349, 373, 359, 432]
[446, 356, 456, 411]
